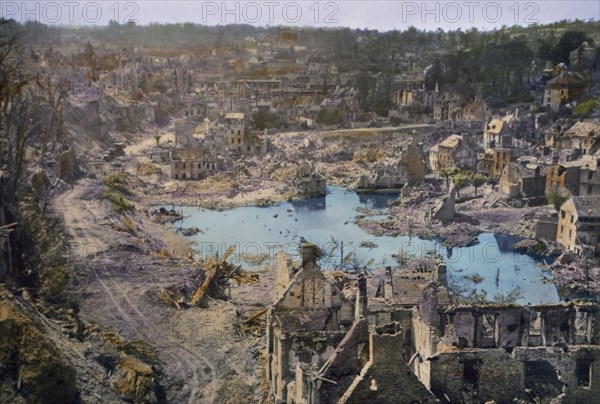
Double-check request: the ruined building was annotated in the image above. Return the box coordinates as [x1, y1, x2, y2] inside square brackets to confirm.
[216, 112, 269, 156]
[545, 157, 595, 197]
[429, 134, 478, 176]
[477, 147, 512, 178]
[267, 244, 600, 403]
[543, 64, 590, 109]
[170, 147, 222, 180]
[557, 195, 600, 253]
[499, 162, 546, 202]
[358, 142, 425, 191]
[580, 158, 600, 196]
[483, 118, 512, 150]
[412, 295, 600, 403]
[477, 117, 516, 178]
[222, 112, 246, 152]
[266, 244, 359, 403]
[545, 121, 600, 156]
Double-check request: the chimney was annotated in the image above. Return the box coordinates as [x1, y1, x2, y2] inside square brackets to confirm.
[435, 263, 447, 284]
[355, 274, 368, 320]
[300, 242, 318, 270]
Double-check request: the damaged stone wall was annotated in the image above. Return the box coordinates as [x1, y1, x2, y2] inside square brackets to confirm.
[340, 328, 437, 403]
[267, 243, 355, 403]
[414, 303, 600, 403]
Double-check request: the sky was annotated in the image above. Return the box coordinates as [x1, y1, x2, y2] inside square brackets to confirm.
[1, 1, 599, 31]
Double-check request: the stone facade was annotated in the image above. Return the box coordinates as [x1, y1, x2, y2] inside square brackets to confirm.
[429, 134, 478, 176]
[547, 121, 600, 156]
[483, 118, 512, 150]
[557, 196, 600, 253]
[266, 244, 355, 403]
[413, 297, 600, 403]
[580, 159, 600, 196]
[500, 162, 545, 199]
[478, 147, 512, 178]
[267, 244, 600, 403]
[543, 65, 590, 109]
[169, 148, 221, 180]
[546, 159, 593, 197]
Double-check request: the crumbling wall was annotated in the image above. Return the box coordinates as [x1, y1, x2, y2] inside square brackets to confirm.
[317, 318, 370, 403]
[419, 305, 600, 402]
[536, 216, 558, 240]
[341, 331, 436, 403]
[429, 346, 600, 403]
[433, 185, 456, 222]
[429, 349, 526, 403]
[268, 244, 355, 403]
[274, 252, 295, 300]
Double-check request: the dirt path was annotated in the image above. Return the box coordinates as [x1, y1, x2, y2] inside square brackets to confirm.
[87, 259, 214, 403]
[124, 132, 174, 155]
[52, 181, 109, 259]
[54, 175, 261, 402]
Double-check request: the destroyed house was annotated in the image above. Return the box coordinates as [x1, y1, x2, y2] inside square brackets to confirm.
[500, 162, 545, 200]
[267, 242, 600, 403]
[358, 166, 415, 191]
[266, 244, 355, 403]
[291, 173, 326, 197]
[543, 65, 590, 109]
[580, 159, 600, 196]
[546, 157, 594, 197]
[433, 94, 461, 123]
[412, 298, 600, 403]
[170, 148, 221, 180]
[429, 134, 477, 176]
[477, 147, 512, 178]
[174, 120, 209, 147]
[358, 143, 425, 191]
[557, 196, 600, 253]
[222, 112, 247, 152]
[460, 98, 491, 122]
[483, 118, 512, 150]
[551, 121, 600, 155]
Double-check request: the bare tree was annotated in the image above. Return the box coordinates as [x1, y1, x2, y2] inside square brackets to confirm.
[0, 21, 35, 196]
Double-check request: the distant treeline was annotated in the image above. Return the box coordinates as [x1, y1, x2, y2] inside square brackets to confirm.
[1, 18, 598, 107]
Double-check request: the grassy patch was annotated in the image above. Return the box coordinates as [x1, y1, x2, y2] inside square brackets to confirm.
[99, 172, 135, 214]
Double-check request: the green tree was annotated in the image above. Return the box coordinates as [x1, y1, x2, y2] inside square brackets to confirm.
[356, 71, 375, 111]
[452, 172, 471, 198]
[547, 190, 570, 211]
[551, 31, 593, 64]
[251, 111, 277, 131]
[316, 109, 345, 126]
[573, 99, 598, 116]
[471, 173, 486, 196]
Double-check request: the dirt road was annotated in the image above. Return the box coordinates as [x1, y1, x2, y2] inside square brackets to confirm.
[53, 171, 264, 403]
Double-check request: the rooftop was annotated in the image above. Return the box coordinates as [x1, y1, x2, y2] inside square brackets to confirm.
[571, 196, 600, 218]
[224, 112, 245, 120]
[485, 119, 507, 134]
[439, 134, 463, 149]
[563, 121, 600, 138]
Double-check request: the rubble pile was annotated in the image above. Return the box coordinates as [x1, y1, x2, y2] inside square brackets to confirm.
[551, 253, 600, 297]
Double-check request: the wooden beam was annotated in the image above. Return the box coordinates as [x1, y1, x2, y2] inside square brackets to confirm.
[190, 260, 218, 306]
